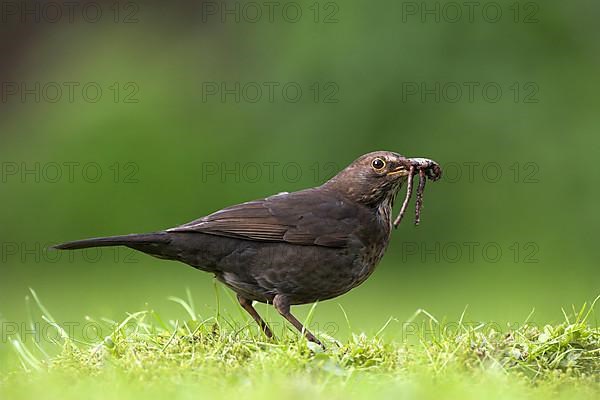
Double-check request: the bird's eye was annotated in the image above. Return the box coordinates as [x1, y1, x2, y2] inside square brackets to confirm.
[371, 158, 385, 170]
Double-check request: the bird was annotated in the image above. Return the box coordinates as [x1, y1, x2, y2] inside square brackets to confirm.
[54, 151, 442, 347]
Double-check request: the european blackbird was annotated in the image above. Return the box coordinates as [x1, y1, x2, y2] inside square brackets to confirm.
[55, 151, 442, 347]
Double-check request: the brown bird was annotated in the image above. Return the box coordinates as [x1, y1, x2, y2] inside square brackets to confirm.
[55, 151, 442, 347]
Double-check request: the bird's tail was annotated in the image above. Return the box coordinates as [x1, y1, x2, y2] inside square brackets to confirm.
[54, 232, 170, 250]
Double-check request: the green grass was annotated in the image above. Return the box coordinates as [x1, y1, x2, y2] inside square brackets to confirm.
[1, 291, 599, 400]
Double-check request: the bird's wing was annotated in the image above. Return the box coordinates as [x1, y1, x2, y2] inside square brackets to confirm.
[166, 189, 367, 248]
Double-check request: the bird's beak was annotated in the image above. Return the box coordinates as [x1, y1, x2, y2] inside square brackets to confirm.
[386, 157, 413, 177]
[386, 165, 410, 177]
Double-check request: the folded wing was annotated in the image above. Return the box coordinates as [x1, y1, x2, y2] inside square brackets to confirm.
[167, 189, 368, 248]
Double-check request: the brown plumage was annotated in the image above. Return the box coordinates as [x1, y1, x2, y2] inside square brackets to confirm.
[54, 151, 442, 347]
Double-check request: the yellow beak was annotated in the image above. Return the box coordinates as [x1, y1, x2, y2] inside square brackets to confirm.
[387, 167, 409, 177]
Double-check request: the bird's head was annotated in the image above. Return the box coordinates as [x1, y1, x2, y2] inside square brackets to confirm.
[324, 151, 442, 212]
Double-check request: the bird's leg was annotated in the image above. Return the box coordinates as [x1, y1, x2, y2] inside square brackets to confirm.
[273, 294, 323, 348]
[237, 294, 274, 339]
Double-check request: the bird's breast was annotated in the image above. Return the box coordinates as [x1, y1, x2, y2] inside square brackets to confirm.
[376, 202, 394, 239]
[348, 205, 393, 287]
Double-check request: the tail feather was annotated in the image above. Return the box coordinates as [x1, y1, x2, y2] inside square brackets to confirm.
[54, 233, 169, 250]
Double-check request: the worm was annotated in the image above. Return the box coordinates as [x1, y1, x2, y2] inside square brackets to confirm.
[393, 158, 441, 228]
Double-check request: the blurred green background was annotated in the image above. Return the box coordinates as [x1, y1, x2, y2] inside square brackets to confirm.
[1, 0, 599, 369]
